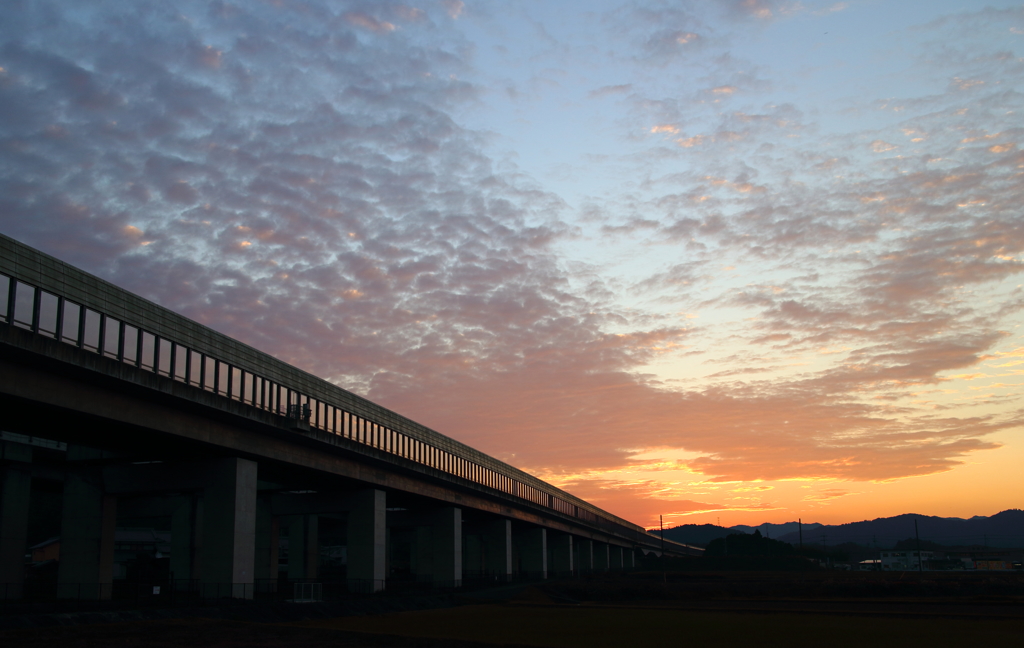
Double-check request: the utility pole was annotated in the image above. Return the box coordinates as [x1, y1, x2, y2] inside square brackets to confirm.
[660, 515, 666, 583]
[915, 518, 923, 574]
[798, 518, 803, 549]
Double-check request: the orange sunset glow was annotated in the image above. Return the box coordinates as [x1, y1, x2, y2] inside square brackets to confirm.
[1, 0, 1022, 529]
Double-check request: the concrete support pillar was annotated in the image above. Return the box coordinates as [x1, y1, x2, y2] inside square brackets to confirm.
[285, 514, 318, 580]
[347, 489, 385, 592]
[170, 494, 201, 585]
[517, 527, 546, 579]
[57, 465, 116, 600]
[611, 545, 623, 570]
[412, 526, 432, 581]
[594, 542, 610, 571]
[0, 442, 32, 599]
[269, 517, 279, 580]
[254, 496, 275, 581]
[200, 457, 257, 598]
[577, 539, 594, 573]
[464, 533, 483, 577]
[484, 519, 512, 579]
[550, 533, 573, 577]
[430, 507, 462, 586]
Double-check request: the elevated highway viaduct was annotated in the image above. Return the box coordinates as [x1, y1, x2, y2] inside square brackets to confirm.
[0, 234, 699, 599]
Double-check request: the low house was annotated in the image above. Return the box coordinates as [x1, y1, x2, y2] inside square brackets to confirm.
[943, 547, 1023, 571]
[879, 550, 934, 571]
[29, 537, 60, 563]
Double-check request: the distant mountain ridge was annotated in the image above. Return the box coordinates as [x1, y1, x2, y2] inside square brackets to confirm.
[730, 521, 822, 538]
[655, 524, 732, 547]
[775, 509, 1024, 548]
[657, 510, 1024, 548]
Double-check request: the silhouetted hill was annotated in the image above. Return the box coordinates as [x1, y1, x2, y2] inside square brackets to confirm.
[705, 531, 795, 557]
[655, 524, 733, 546]
[658, 511, 1023, 549]
[657, 521, 824, 547]
[776, 510, 1024, 548]
[730, 521, 822, 539]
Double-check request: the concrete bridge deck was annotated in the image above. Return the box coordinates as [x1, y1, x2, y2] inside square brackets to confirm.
[0, 234, 699, 600]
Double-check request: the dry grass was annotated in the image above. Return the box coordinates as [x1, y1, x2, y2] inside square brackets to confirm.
[297, 600, 1024, 648]
[4, 574, 1023, 647]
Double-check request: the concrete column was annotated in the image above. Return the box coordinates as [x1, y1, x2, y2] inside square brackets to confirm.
[430, 507, 462, 586]
[594, 542, 610, 570]
[412, 526, 432, 581]
[347, 489, 385, 592]
[484, 519, 512, 579]
[611, 545, 623, 570]
[464, 533, 483, 577]
[57, 467, 116, 600]
[254, 496, 275, 581]
[629, 548, 636, 569]
[200, 457, 257, 598]
[550, 532, 573, 577]
[170, 494, 201, 585]
[304, 515, 318, 580]
[0, 442, 32, 598]
[516, 527, 546, 579]
[269, 517, 279, 580]
[285, 514, 318, 580]
[577, 539, 594, 573]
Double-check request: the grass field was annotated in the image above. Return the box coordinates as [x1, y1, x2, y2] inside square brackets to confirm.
[297, 598, 1024, 648]
[2, 573, 1022, 647]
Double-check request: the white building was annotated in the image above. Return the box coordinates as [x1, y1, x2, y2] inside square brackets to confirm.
[879, 550, 934, 571]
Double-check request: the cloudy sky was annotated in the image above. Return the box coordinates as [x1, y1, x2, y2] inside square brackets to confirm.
[2, 0, 1023, 528]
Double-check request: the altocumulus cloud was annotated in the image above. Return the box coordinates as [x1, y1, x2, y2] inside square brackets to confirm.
[1, 1, 1023, 524]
